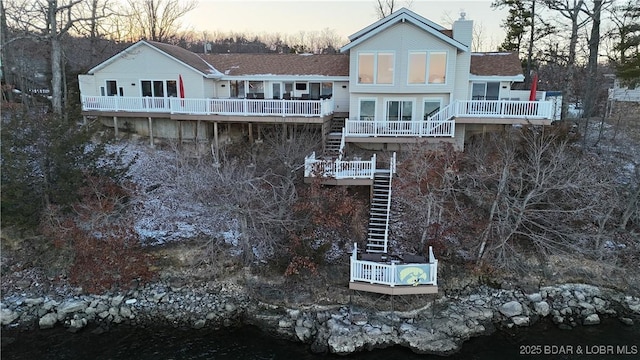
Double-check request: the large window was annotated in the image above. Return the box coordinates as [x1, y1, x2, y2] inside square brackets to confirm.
[386, 100, 413, 121]
[141, 80, 166, 97]
[472, 82, 500, 100]
[408, 51, 447, 84]
[358, 52, 394, 84]
[106, 80, 118, 96]
[359, 99, 376, 120]
[321, 82, 333, 98]
[423, 99, 441, 120]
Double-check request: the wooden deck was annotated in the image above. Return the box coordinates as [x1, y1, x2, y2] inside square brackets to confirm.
[349, 282, 438, 295]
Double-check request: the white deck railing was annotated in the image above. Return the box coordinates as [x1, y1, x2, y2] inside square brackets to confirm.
[81, 95, 334, 118]
[304, 152, 376, 180]
[344, 100, 554, 138]
[350, 243, 438, 287]
[456, 100, 553, 119]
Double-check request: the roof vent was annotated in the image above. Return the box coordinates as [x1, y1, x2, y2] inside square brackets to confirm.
[459, 10, 466, 20]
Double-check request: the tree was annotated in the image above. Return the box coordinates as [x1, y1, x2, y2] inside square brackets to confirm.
[1, 110, 131, 227]
[125, 0, 197, 42]
[2, 0, 109, 114]
[610, 0, 640, 87]
[542, 0, 589, 119]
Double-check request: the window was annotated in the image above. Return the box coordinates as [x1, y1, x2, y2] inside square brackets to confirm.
[359, 99, 376, 120]
[295, 82, 307, 90]
[358, 52, 394, 84]
[423, 100, 441, 120]
[408, 53, 427, 84]
[106, 80, 117, 96]
[428, 52, 447, 84]
[472, 82, 500, 100]
[408, 51, 447, 84]
[387, 100, 413, 121]
[321, 82, 333, 98]
[167, 80, 177, 97]
[230, 80, 245, 98]
[141, 80, 166, 97]
[358, 53, 374, 84]
[377, 53, 394, 84]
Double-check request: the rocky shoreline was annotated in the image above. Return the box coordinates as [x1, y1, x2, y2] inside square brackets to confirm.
[2, 281, 639, 355]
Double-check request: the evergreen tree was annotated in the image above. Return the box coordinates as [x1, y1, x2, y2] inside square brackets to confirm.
[612, 1, 640, 87]
[1, 109, 131, 227]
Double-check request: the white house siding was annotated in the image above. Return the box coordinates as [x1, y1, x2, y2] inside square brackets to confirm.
[86, 44, 207, 99]
[348, 22, 458, 95]
[333, 81, 350, 113]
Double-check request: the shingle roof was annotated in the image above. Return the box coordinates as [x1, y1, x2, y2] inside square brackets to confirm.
[146, 41, 218, 75]
[470, 52, 523, 77]
[199, 53, 349, 77]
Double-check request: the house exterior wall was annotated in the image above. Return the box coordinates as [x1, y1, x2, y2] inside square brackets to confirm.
[348, 22, 459, 96]
[86, 44, 206, 99]
[346, 21, 473, 122]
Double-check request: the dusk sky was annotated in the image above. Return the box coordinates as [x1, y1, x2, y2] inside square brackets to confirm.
[183, 0, 508, 48]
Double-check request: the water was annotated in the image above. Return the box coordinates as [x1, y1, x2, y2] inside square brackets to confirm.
[2, 319, 638, 360]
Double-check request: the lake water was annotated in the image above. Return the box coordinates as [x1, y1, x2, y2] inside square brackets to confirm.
[2, 318, 638, 359]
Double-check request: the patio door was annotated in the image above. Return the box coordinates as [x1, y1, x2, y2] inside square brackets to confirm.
[386, 100, 413, 134]
[272, 83, 281, 99]
[309, 82, 321, 100]
[141, 80, 166, 108]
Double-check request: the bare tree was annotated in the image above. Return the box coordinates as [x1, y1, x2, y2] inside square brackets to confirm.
[125, 0, 197, 42]
[2, 0, 105, 114]
[542, 0, 589, 119]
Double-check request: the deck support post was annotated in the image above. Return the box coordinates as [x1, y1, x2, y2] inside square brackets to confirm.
[178, 121, 182, 145]
[248, 123, 253, 143]
[213, 122, 219, 160]
[282, 122, 287, 142]
[148, 117, 154, 147]
[113, 116, 118, 139]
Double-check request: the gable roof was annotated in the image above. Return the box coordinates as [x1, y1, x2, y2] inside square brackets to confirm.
[470, 52, 524, 79]
[341, 7, 468, 53]
[200, 53, 349, 77]
[87, 40, 222, 78]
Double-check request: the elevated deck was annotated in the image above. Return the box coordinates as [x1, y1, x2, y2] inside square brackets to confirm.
[349, 243, 438, 295]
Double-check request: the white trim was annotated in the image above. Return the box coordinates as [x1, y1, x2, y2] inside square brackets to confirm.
[470, 75, 525, 82]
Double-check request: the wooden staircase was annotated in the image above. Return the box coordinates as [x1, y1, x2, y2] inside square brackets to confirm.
[322, 118, 345, 158]
[366, 170, 392, 254]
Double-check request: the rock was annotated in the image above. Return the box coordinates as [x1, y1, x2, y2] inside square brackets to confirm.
[111, 295, 125, 307]
[24, 298, 45, 306]
[278, 319, 293, 328]
[1, 309, 20, 325]
[527, 293, 542, 303]
[628, 303, 640, 314]
[125, 299, 137, 305]
[224, 303, 236, 313]
[39, 313, 58, 329]
[67, 318, 87, 333]
[58, 300, 88, 314]
[295, 326, 311, 341]
[42, 300, 59, 311]
[193, 319, 206, 329]
[499, 301, 523, 317]
[578, 302, 594, 310]
[120, 306, 132, 318]
[574, 291, 586, 301]
[512, 316, 530, 326]
[534, 301, 551, 317]
[620, 317, 634, 326]
[583, 314, 600, 325]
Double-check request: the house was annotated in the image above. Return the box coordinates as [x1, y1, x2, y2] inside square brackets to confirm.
[78, 8, 557, 295]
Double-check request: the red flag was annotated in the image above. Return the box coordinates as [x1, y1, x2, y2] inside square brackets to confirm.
[529, 73, 538, 101]
[179, 74, 185, 106]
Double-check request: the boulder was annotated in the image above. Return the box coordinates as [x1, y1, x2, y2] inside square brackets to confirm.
[583, 314, 600, 325]
[499, 301, 523, 317]
[534, 301, 551, 317]
[38, 313, 58, 329]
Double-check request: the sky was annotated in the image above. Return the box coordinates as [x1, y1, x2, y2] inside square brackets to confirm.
[182, 0, 508, 49]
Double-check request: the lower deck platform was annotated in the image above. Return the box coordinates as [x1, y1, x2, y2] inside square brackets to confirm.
[349, 281, 438, 295]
